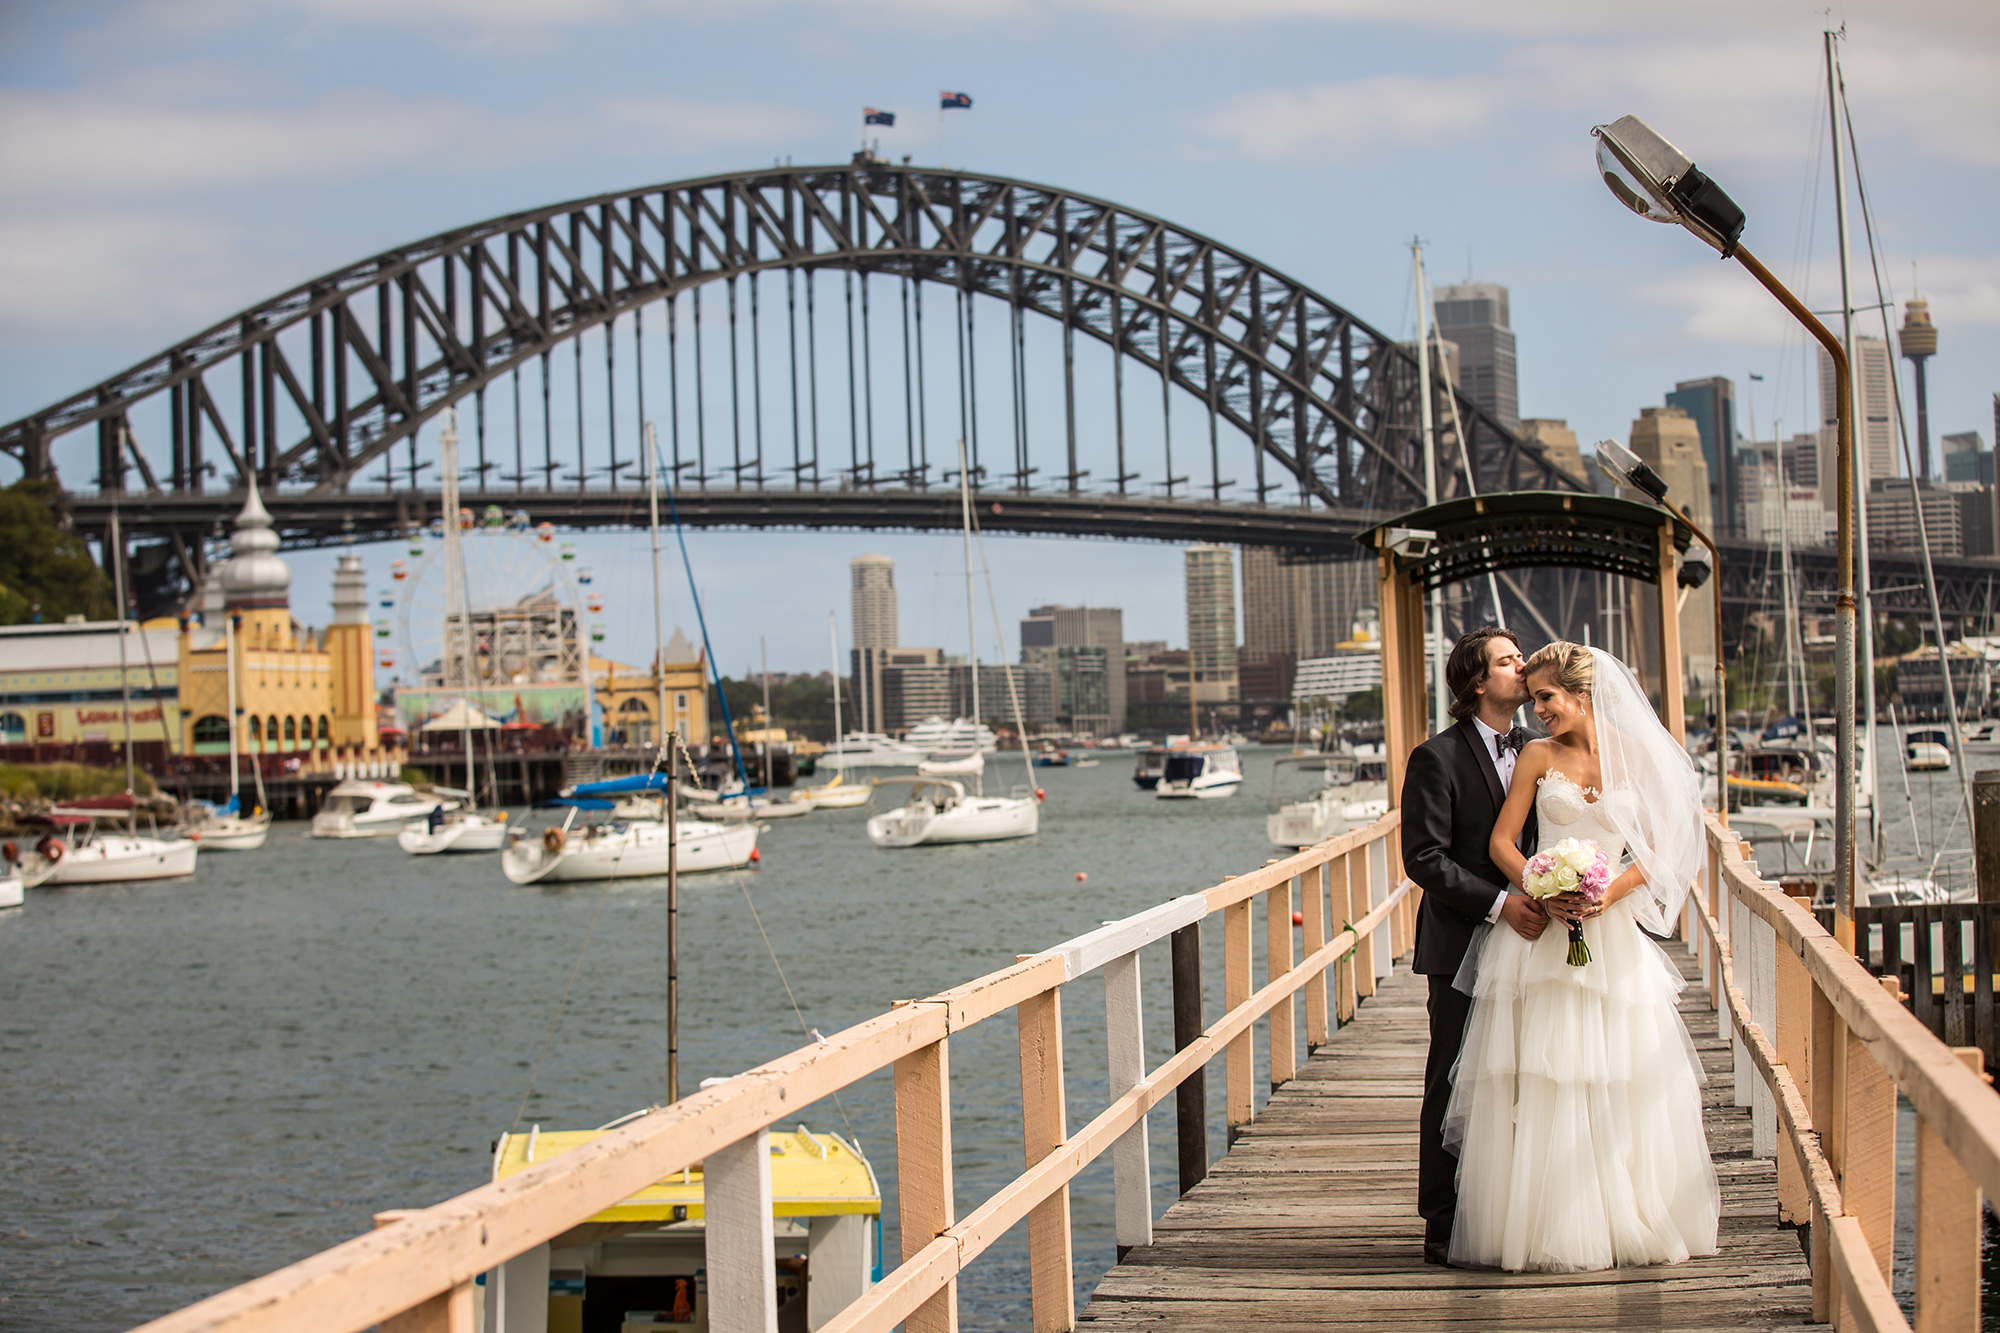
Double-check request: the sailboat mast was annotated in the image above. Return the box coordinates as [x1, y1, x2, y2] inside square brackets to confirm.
[761, 637, 773, 789]
[647, 423, 669, 757]
[1412, 240, 1447, 733]
[1773, 421, 1803, 720]
[958, 440, 981, 766]
[1827, 30, 1878, 859]
[441, 411, 475, 801]
[111, 505, 136, 831]
[225, 605, 241, 806]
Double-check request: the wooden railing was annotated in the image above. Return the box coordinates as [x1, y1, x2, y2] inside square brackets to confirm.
[132, 810, 1413, 1333]
[1812, 903, 2000, 1073]
[1685, 812, 2000, 1332]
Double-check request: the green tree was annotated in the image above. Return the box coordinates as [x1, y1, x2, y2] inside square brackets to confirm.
[0, 480, 114, 624]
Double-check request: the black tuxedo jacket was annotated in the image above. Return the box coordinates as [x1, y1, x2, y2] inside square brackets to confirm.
[1401, 719, 1538, 976]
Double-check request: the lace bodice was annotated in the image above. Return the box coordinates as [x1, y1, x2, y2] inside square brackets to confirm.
[1533, 770, 1628, 865]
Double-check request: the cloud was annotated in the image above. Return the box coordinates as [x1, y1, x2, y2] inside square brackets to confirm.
[0, 210, 278, 339]
[1633, 252, 2000, 350]
[1197, 74, 1502, 161]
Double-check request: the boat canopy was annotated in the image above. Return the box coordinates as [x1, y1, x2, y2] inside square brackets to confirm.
[573, 773, 670, 795]
[534, 797, 616, 811]
[492, 1124, 881, 1221]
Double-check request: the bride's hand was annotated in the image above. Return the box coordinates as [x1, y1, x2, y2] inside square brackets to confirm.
[1546, 892, 1599, 925]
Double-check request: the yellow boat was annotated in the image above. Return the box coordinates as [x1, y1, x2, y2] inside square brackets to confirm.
[481, 1118, 880, 1332]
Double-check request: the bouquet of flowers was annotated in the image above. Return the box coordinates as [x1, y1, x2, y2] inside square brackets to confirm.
[1520, 837, 1612, 966]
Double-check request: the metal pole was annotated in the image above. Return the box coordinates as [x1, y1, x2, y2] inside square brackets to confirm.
[225, 609, 240, 809]
[648, 423, 668, 753]
[1411, 241, 1446, 734]
[111, 505, 136, 829]
[958, 439, 981, 769]
[1732, 244, 1855, 944]
[760, 636, 773, 790]
[667, 757, 678, 1104]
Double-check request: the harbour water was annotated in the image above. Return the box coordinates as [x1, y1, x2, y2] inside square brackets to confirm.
[0, 752, 1300, 1331]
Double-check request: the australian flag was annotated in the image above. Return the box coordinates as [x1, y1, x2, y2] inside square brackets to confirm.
[940, 91, 973, 109]
[864, 107, 896, 126]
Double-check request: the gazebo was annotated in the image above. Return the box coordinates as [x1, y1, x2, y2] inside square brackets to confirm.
[1358, 491, 1697, 798]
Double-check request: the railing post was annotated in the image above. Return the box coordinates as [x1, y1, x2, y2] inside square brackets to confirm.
[1336, 851, 1360, 1019]
[1224, 888, 1254, 1143]
[1365, 832, 1391, 988]
[1266, 869, 1296, 1090]
[372, 1213, 475, 1333]
[708, 1127, 779, 1333]
[1708, 837, 1724, 1011]
[1844, 979, 1900, 1289]
[1774, 940, 1812, 1226]
[1104, 952, 1151, 1261]
[1809, 976, 1839, 1325]
[894, 1033, 958, 1333]
[1304, 862, 1329, 1050]
[1914, 1048, 1986, 1333]
[1170, 922, 1207, 1193]
[1749, 909, 1778, 1160]
[1017, 987, 1074, 1331]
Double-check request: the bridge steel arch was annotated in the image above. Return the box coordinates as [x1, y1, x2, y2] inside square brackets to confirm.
[4, 159, 1580, 559]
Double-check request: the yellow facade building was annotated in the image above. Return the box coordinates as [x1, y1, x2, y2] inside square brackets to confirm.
[592, 629, 710, 749]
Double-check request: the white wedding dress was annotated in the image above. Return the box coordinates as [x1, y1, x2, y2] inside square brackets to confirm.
[1443, 769, 1720, 1272]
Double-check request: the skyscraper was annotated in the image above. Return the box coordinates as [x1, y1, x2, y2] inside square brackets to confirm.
[1627, 406, 1715, 689]
[1518, 419, 1586, 487]
[1019, 604, 1126, 734]
[1431, 283, 1519, 434]
[1184, 544, 1239, 707]
[849, 554, 898, 733]
[1663, 377, 1738, 537]
[1239, 550, 1373, 702]
[1819, 336, 1896, 489]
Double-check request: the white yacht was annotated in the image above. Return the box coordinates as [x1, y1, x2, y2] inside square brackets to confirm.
[1906, 728, 1952, 773]
[902, 716, 998, 758]
[502, 811, 759, 883]
[1961, 718, 2000, 755]
[397, 805, 510, 854]
[1266, 750, 1389, 848]
[22, 818, 199, 886]
[0, 862, 23, 908]
[311, 779, 457, 838]
[820, 732, 926, 769]
[188, 797, 272, 852]
[865, 778, 1039, 847]
[1156, 744, 1244, 800]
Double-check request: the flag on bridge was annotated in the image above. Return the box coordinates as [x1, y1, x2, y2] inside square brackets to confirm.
[864, 107, 896, 126]
[940, 91, 973, 109]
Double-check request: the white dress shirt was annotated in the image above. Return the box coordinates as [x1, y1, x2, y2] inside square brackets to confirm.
[1471, 716, 1519, 923]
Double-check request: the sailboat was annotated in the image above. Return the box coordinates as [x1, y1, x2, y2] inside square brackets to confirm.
[800, 613, 874, 808]
[191, 609, 271, 851]
[401, 410, 509, 855]
[867, 442, 1040, 848]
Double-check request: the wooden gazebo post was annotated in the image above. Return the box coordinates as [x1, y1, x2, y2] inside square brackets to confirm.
[1379, 546, 1429, 805]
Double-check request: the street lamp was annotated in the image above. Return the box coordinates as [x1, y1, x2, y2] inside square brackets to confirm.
[1595, 438, 1728, 824]
[1591, 113, 1860, 942]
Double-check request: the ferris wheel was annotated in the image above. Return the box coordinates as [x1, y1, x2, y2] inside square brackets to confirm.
[375, 506, 605, 688]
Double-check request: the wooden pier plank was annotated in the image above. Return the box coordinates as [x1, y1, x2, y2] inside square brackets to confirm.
[1079, 945, 1822, 1331]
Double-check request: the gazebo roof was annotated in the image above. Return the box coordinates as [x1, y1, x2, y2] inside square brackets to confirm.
[1356, 491, 1695, 591]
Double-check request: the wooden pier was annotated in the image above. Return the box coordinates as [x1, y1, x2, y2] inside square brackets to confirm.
[1080, 948, 1820, 1331]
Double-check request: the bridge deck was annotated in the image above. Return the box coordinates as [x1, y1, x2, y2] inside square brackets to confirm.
[1080, 944, 1821, 1331]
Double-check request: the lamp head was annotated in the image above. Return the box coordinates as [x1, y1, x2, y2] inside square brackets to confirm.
[1385, 527, 1436, 560]
[1592, 115, 1746, 258]
[1595, 438, 1672, 503]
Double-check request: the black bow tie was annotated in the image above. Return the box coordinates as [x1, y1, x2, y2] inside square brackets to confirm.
[1494, 727, 1527, 759]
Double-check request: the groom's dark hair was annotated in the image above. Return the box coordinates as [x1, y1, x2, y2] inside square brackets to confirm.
[1446, 626, 1522, 722]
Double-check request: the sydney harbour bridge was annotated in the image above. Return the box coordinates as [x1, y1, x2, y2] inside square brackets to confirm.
[4, 156, 1993, 645]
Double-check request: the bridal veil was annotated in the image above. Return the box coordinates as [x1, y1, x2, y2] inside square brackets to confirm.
[1589, 647, 1704, 935]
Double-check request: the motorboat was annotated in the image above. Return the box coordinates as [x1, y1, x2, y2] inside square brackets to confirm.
[865, 778, 1039, 847]
[1961, 718, 2000, 755]
[1906, 728, 1952, 772]
[502, 811, 757, 883]
[802, 775, 874, 808]
[21, 817, 198, 886]
[1132, 746, 1167, 790]
[478, 1115, 880, 1329]
[398, 806, 510, 854]
[311, 779, 457, 838]
[821, 732, 926, 769]
[1266, 751, 1389, 849]
[903, 716, 998, 758]
[917, 751, 985, 778]
[1156, 744, 1244, 800]
[0, 860, 22, 908]
[1031, 740, 1070, 768]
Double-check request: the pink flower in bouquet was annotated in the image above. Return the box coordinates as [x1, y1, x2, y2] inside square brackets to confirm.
[1580, 853, 1612, 902]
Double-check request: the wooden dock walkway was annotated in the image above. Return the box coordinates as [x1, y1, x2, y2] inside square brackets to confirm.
[1080, 943, 1822, 1331]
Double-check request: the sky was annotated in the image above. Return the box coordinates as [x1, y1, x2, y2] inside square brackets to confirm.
[2, 0, 1995, 674]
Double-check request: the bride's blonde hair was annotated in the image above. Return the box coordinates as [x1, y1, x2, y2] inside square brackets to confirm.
[1524, 641, 1593, 699]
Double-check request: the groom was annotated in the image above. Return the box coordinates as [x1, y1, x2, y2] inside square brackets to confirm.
[1402, 626, 1548, 1266]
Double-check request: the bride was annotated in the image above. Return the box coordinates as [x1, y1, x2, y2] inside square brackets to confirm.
[1445, 641, 1719, 1272]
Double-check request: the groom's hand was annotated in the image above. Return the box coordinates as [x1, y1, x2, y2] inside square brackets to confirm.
[1500, 893, 1548, 941]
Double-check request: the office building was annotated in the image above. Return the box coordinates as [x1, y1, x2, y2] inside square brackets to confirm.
[1519, 419, 1587, 487]
[1943, 431, 1989, 486]
[1866, 480, 1963, 557]
[1664, 377, 1739, 537]
[1819, 337, 1897, 492]
[1184, 545, 1239, 705]
[1019, 604, 1125, 734]
[1240, 549, 1373, 705]
[850, 555, 898, 650]
[1626, 406, 1716, 689]
[1431, 283, 1519, 434]
[852, 644, 939, 735]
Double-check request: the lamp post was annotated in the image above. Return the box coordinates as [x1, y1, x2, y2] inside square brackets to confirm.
[1594, 438, 1727, 825]
[1591, 114, 1858, 941]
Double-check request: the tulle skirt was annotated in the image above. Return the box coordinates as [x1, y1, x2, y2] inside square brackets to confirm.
[1443, 896, 1720, 1272]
